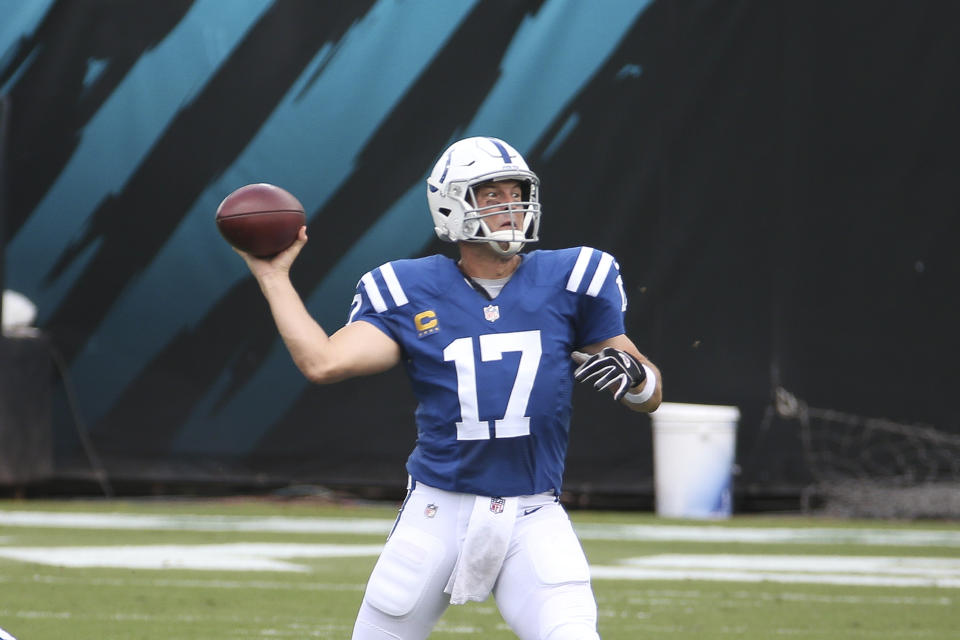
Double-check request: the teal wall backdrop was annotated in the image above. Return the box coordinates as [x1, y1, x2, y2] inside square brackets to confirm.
[2, 1, 957, 505]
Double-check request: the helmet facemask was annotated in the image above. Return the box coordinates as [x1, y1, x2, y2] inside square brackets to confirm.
[461, 178, 541, 256]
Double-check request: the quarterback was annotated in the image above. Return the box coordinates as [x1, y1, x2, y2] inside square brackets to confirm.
[237, 137, 662, 639]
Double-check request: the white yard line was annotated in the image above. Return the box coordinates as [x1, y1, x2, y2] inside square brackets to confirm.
[572, 523, 960, 547]
[0, 542, 384, 571]
[0, 511, 395, 534]
[591, 565, 960, 588]
[591, 554, 960, 588]
[625, 554, 960, 576]
[622, 588, 953, 606]
[1, 573, 366, 591]
[3, 510, 960, 588]
[0, 608, 344, 627]
[0, 541, 958, 588]
[2, 510, 959, 547]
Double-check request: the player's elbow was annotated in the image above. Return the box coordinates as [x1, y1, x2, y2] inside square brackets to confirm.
[294, 332, 400, 383]
[299, 356, 350, 385]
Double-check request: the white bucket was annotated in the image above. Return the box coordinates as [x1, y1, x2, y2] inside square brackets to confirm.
[650, 402, 740, 519]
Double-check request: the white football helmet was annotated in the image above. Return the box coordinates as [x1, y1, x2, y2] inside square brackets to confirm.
[426, 136, 541, 256]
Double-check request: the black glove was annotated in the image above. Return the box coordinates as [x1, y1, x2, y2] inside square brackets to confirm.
[573, 347, 646, 401]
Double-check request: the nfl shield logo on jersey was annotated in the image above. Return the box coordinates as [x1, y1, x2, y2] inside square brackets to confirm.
[483, 304, 500, 322]
[424, 503, 438, 518]
[489, 497, 506, 514]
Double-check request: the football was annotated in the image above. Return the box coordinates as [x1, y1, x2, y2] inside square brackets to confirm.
[215, 183, 306, 257]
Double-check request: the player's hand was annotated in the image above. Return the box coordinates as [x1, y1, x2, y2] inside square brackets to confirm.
[571, 347, 646, 401]
[235, 226, 308, 279]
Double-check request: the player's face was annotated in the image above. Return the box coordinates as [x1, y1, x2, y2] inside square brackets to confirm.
[472, 180, 524, 231]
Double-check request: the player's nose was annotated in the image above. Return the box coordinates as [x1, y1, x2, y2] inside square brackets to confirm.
[493, 210, 520, 228]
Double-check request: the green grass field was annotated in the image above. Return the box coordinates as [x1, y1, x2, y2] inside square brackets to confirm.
[1, 499, 958, 639]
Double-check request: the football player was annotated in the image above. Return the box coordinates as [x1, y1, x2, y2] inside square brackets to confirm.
[237, 136, 661, 639]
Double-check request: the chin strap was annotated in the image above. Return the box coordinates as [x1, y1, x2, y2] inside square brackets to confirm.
[488, 240, 523, 257]
[483, 230, 525, 257]
[477, 215, 528, 257]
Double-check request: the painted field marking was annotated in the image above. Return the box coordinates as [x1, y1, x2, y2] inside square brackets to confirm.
[0, 511, 394, 534]
[2, 510, 959, 547]
[591, 554, 960, 588]
[626, 554, 960, 575]
[0, 540, 958, 588]
[621, 587, 953, 607]
[1, 573, 366, 592]
[0, 607, 351, 629]
[572, 523, 960, 547]
[0, 542, 384, 572]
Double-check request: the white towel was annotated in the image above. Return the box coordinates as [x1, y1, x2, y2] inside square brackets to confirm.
[444, 495, 519, 605]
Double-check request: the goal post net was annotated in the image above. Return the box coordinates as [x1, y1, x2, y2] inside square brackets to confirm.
[775, 387, 960, 519]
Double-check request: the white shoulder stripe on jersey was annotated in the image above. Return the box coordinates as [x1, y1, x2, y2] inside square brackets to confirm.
[586, 252, 615, 297]
[360, 272, 387, 313]
[379, 263, 408, 307]
[565, 247, 594, 292]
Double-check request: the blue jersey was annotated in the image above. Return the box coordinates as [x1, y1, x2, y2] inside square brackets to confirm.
[348, 247, 628, 497]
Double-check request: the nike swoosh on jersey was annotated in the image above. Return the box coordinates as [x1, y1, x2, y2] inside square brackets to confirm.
[522, 506, 544, 516]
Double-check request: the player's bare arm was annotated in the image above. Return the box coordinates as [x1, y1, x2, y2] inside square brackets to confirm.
[574, 334, 662, 413]
[237, 226, 402, 383]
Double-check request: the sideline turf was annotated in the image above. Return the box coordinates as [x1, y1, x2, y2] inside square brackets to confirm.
[0, 500, 956, 639]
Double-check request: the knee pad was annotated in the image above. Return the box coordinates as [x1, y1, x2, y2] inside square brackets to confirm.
[362, 526, 446, 617]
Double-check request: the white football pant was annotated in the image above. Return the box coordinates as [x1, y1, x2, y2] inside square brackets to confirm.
[352, 481, 600, 639]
